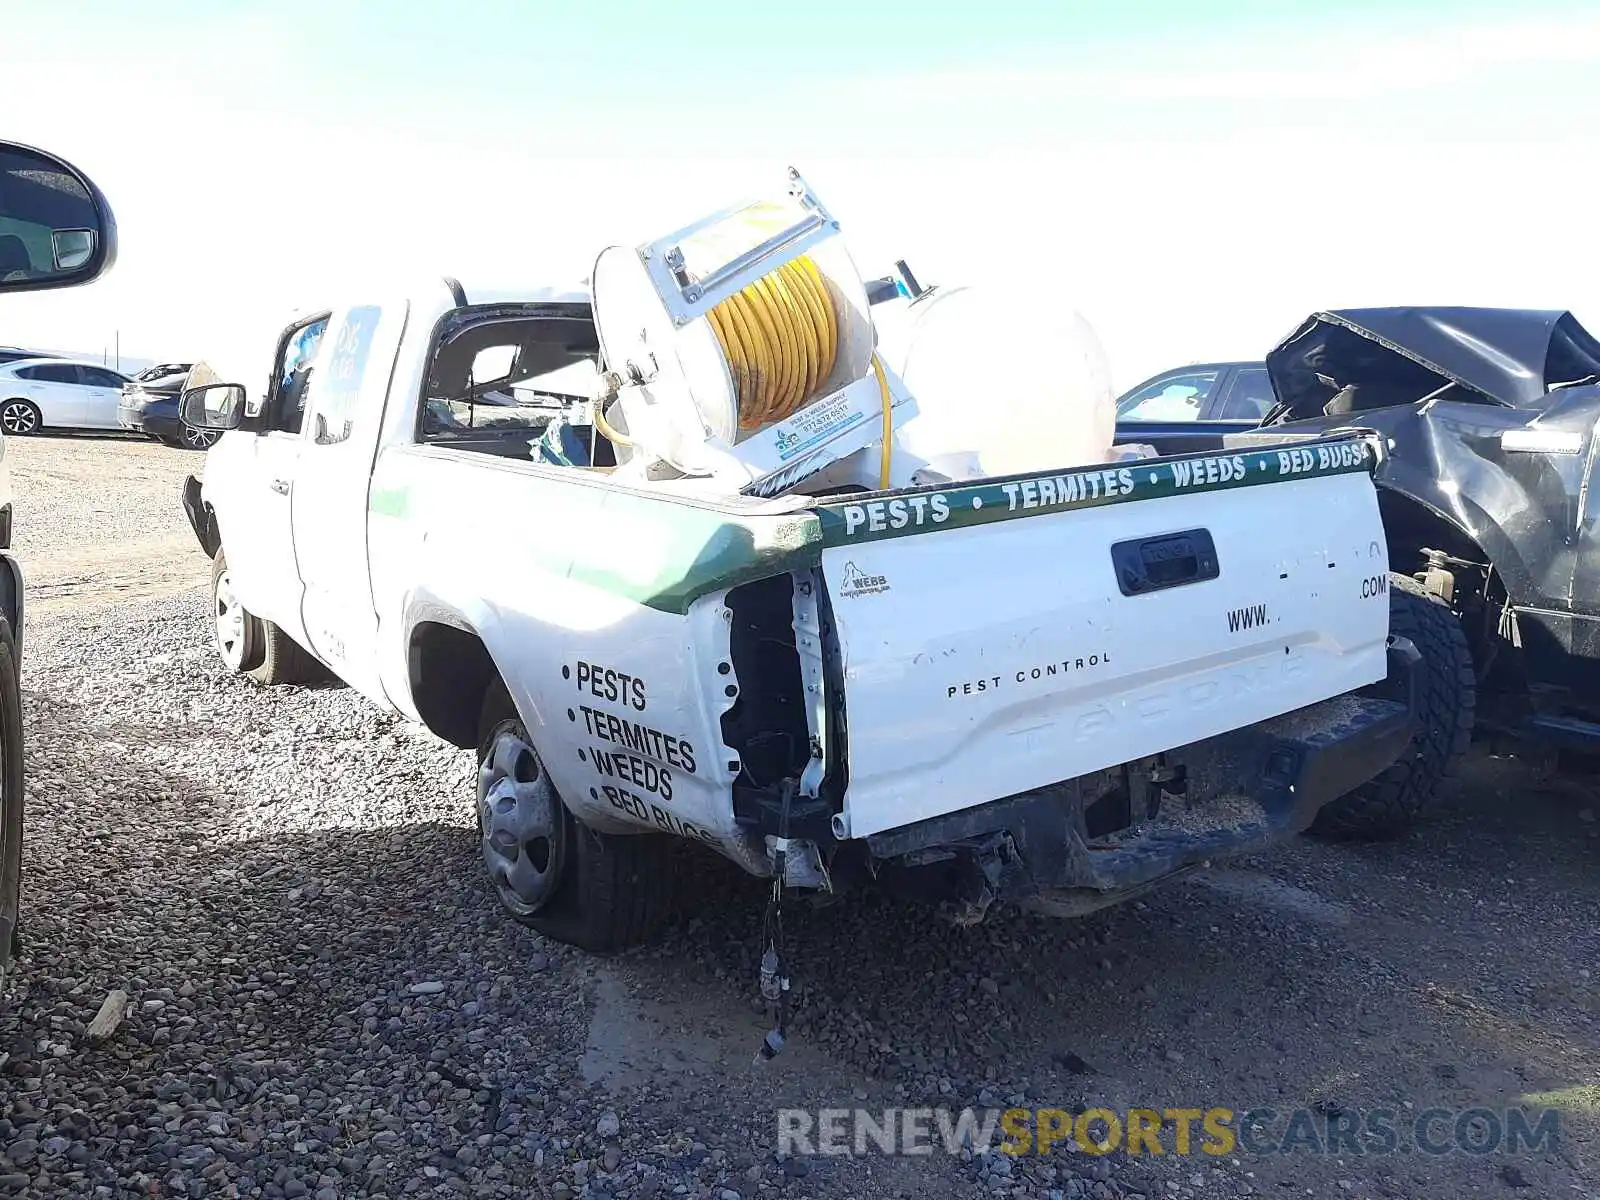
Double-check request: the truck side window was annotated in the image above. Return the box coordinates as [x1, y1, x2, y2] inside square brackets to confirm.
[306, 306, 382, 447]
[269, 314, 330, 436]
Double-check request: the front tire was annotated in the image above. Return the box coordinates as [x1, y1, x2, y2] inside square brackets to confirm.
[1310, 573, 1476, 840]
[0, 399, 41, 436]
[0, 616, 24, 1000]
[210, 549, 320, 686]
[476, 679, 675, 952]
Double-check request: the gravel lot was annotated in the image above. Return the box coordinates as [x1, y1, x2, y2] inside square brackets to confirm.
[2, 434, 1598, 1200]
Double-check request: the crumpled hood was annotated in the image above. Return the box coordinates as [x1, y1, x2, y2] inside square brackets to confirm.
[1266, 307, 1600, 413]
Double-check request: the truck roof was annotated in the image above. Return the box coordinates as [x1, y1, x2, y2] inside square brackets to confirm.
[453, 280, 590, 308]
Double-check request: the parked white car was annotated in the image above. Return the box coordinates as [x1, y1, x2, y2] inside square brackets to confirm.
[0, 357, 131, 435]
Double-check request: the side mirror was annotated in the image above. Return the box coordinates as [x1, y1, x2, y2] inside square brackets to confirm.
[0, 141, 118, 293]
[180, 383, 248, 432]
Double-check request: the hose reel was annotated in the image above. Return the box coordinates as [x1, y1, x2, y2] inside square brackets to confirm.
[589, 168, 915, 495]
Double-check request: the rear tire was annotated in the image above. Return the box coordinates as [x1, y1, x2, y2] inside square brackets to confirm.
[250, 618, 324, 686]
[476, 678, 675, 952]
[210, 549, 321, 686]
[0, 399, 41, 436]
[0, 616, 24, 1000]
[1309, 573, 1475, 840]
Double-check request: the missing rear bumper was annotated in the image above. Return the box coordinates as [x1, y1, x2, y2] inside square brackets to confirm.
[867, 636, 1421, 920]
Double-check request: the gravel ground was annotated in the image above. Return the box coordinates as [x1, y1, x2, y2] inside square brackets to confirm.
[8, 431, 207, 618]
[2, 436, 1598, 1200]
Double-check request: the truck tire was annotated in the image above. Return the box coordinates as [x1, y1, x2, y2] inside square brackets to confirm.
[0, 616, 24, 1000]
[1309, 573, 1475, 840]
[476, 678, 675, 952]
[210, 549, 322, 686]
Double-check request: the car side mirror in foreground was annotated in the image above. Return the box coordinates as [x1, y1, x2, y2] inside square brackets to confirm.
[180, 383, 248, 431]
[0, 141, 118, 293]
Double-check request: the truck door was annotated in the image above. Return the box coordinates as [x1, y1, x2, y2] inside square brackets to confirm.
[217, 311, 330, 641]
[290, 301, 408, 703]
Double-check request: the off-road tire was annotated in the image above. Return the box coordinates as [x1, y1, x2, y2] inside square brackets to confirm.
[476, 678, 675, 952]
[210, 549, 322, 686]
[0, 616, 24, 1000]
[1309, 573, 1475, 840]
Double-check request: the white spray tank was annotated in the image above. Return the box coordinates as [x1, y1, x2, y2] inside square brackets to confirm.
[880, 273, 1120, 482]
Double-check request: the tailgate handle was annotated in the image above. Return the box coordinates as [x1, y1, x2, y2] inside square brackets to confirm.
[1112, 528, 1219, 597]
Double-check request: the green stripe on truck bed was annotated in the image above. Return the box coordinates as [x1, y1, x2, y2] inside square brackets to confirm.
[816, 437, 1375, 547]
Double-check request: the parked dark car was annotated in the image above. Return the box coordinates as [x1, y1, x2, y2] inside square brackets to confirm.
[1116, 306, 1600, 837]
[118, 362, 217, 449]
[1116, 359, 1277, 423]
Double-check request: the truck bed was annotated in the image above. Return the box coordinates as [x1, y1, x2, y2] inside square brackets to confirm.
[368, 427, 1391, 857]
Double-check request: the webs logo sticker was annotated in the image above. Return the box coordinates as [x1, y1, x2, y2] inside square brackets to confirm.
[839, 561, 890, 598]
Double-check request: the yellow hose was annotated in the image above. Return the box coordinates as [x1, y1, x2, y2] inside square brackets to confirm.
[593, 253, 892, 487]
[872, 352, 892, 489]
[592, 398, 633, 448]
[702, 254, 893, 489]
[706, 255, 839, 433]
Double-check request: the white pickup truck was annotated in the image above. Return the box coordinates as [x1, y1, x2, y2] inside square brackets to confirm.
[177, 188, 1431, 955]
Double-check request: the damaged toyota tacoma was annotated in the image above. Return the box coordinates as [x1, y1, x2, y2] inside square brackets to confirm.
[176, 173, 1424, 957]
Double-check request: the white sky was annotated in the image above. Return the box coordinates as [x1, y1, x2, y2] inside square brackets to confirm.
[4, 3, 1600, 390]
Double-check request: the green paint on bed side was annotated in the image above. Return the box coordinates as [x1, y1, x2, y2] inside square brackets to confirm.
[368, 484, 410, 519]
[369, 461, 821, 615]
[815, 436, 1376, 547]
[558, 488, 824, 615]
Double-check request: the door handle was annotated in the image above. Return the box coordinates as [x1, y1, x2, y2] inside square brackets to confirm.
[269, 478, 291, 495]
[1111, 528, 1220, 596]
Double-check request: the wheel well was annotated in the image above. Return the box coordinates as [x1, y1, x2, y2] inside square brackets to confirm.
[1377, 490, 1487, 577]
[1376, 489, 1513, 684]
[408, 620, 498, 749]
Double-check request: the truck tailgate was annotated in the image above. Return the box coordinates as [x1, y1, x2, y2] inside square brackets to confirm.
[816, 436, 1392, 838]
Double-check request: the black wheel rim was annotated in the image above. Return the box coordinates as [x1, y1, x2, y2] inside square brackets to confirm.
[1, 403, 36, 435]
